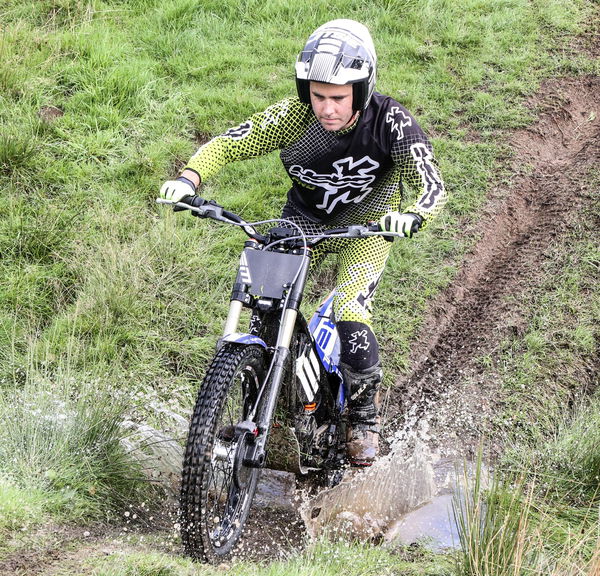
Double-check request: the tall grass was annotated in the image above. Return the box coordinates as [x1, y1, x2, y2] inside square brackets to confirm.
[455, 396, 600, 575]
[453, 457, 541, 576]
[0, 371, 154, 521]
[454, 465, 600, 575]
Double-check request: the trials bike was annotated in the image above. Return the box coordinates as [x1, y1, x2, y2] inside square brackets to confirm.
[157, 197, 398, 563]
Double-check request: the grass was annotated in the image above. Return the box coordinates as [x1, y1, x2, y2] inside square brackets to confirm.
[504, 395, 600, 509]
[453, 461, 540, 575]
[0, 372, 156, 523]
[0, 480, 50, 533]
[87, 536, 452, 576]
[454, 399, 600, 575]
[0, 0, 598, 573]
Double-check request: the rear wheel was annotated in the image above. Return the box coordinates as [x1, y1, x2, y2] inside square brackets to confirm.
[179, 344, 267, 562]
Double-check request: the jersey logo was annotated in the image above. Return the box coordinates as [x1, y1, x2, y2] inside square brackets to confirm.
[224, 121, 253, 140]
[260, 100, 289, 129]
[386, 107, 412, 141]
[289, 156, 380, 215]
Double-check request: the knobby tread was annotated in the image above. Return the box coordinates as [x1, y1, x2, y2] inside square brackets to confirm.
[179, 343, 267, 562]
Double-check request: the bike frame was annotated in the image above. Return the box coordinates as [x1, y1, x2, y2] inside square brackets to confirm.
[156, 197, 398, 471]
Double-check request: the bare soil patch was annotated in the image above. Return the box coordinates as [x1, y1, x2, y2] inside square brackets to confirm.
[383, 75, 599, 459]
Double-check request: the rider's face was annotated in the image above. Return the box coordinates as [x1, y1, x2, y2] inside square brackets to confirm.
[309, 82, 357, 132]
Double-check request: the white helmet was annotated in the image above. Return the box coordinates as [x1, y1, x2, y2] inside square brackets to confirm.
[295, 19, 377, 111]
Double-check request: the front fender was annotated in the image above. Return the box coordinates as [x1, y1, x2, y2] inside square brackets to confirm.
[219, 332, 268, 348]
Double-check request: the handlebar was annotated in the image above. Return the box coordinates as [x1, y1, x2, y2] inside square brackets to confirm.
[157, 197, 261, 238]
[156, 197, 401, 245]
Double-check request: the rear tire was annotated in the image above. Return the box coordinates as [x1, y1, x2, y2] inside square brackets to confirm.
[179, 344, 267, 562]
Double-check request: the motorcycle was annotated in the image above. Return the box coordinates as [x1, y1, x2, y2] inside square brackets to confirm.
[157, 196, 399, 562]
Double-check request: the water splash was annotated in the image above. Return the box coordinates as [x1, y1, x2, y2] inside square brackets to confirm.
[121, 403, 481, 553]
[300, 436, 435, 542]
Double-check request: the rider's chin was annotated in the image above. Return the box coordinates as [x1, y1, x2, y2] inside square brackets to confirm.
[320, 118, 340, 130]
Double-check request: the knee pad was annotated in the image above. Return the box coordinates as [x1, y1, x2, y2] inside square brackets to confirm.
[337, 321, 380, 371]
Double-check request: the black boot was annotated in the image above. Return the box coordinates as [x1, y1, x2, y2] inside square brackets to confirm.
[340, 362, 382, 466]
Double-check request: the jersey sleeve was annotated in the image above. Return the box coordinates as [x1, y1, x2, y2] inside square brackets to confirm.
[387, 107, 447, 227]
[185, 98, 311, 181]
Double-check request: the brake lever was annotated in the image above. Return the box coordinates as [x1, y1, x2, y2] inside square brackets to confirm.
[345, 222, 397, 242]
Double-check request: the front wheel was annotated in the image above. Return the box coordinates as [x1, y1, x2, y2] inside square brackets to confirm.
[179, 343, 267, 562]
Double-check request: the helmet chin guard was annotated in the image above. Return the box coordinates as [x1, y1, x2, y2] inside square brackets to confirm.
[295, 19, 377, 111]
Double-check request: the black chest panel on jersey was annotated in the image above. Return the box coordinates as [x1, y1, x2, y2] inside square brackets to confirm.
[280, 93, 401, 223]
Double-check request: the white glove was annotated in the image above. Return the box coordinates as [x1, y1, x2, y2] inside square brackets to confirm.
[379, 212, 423, 238]
[159, 177, 196, 203]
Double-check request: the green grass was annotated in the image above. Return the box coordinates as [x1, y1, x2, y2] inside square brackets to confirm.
[453, 460, 540, 576]
[454, 402, 600, 575]
[0, 373, 156, 522]
[505, 395, 600, 508]
[0, 480, 50, 533]
[88, 537, 452, 576]
[0, 0, 598, 573]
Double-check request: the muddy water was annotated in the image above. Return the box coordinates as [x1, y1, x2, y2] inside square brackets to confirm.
[386, 494, 458, 550]
[300, 447, 470, 550]
[300, 438, 436, 542]
[254, 426, 473, 550]
[125, 409, 466, 551]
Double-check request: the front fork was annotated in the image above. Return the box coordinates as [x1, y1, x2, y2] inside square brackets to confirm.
[237, 309, 298, 469]
[222, 266, 308, 468]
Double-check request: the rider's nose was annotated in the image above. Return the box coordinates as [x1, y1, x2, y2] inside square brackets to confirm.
[322, 99, 335, 117]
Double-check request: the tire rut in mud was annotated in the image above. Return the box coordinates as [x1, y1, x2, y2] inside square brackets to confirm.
[384, 75, 599, 458]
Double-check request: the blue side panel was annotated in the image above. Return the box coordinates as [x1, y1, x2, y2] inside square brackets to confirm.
[308, 290, 341, 374]
[221, 333, 267, 348]
[337, 381, 346, 411]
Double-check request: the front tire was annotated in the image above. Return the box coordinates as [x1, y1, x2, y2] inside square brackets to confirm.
[179, 344, 267, 562]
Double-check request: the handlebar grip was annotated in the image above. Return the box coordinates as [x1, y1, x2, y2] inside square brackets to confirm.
[172, 195, 207, 213]
[187, 195, 208, 210]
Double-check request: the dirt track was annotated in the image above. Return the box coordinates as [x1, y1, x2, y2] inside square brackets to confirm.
[1, 74, 598, 574]
[383, 75, 599, 459]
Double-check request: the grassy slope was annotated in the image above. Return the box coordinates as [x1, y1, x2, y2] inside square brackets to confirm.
[2, 0, 594, 386]
[0, 0, 598, 574]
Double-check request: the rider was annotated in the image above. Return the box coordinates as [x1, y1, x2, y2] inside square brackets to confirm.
[160, 19, 447, 466]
